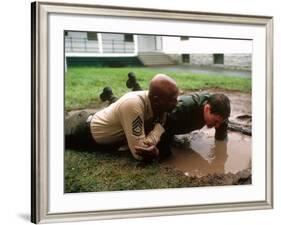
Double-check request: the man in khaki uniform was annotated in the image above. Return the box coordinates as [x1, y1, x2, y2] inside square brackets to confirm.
[65, 74, 179, 161]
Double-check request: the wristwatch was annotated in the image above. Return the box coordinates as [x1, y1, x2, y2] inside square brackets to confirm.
[154, 116, 165, 126]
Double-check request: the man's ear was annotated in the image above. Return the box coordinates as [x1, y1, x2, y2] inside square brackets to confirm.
[204, 104, 211, 113]
[151, 95, 160, 105]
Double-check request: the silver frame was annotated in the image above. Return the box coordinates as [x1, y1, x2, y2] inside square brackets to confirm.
[31, 1, 274, 223]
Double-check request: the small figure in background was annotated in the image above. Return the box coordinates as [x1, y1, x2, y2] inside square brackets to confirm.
[99, 86, 118, 105]
[126, 72, 142, 91]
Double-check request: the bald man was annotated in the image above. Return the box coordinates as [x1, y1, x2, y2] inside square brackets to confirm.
[65, 74, 179, 161]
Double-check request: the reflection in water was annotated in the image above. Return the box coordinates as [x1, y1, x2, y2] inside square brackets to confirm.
[163, 129, 251, 177]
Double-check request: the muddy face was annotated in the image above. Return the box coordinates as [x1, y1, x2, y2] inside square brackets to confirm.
[163, 129, 251, 177]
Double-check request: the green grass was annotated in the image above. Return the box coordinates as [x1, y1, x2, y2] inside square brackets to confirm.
[65, 149, 191, 192]
[65, 67, 251, 110]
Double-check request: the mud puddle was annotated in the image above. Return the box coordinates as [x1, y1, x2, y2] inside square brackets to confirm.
[163, 128, 251, 177]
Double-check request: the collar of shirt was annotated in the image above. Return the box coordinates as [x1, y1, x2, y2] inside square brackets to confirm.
[144, 91, 154, 120]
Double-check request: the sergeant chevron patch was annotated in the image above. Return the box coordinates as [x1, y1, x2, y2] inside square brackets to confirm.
[132, 116, 143, 136]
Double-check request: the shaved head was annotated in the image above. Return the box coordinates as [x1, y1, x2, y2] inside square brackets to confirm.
[148, 74, 179, 114]
[149, 74, 177, 96]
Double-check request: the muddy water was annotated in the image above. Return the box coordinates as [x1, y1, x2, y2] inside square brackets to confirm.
[163, 129, 251, 177]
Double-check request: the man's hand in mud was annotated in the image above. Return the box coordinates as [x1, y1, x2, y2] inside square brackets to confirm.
[135, 145, 159, 161]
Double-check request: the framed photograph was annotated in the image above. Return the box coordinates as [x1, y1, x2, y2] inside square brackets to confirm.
[31, 1, 273, 223]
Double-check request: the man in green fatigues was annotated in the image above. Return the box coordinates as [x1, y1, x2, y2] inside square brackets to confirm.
[156, 92, 231, 158]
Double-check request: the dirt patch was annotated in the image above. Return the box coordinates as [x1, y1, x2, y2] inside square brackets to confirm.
[179, 168, 251, 187]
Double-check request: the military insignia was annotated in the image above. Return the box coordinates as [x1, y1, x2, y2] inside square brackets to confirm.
[132, 116, 143, 136]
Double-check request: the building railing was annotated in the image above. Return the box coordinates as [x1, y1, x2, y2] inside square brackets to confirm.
[65, 37, 135, 53]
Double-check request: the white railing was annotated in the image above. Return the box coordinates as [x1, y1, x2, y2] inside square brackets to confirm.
[65, 37, 135, 53]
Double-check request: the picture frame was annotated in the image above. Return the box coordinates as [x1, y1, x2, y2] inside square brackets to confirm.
[31, 1, 273, 223]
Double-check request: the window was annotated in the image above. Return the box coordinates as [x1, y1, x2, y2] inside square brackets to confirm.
[182, 54, 190, 63]
[124, 34, 134, 42]
[213, 54, 224, 64]
[87, 32, 98, 41]
[64, 31, 68, 36]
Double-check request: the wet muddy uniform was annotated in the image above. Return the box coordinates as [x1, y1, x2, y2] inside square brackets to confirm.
[65, 91, 165, 160]
[157, 92, 228, 156]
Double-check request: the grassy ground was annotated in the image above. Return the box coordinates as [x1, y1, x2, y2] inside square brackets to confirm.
[65, 149, 251, 192]
[65, 66, 252, 193]
[65, 149, 191, 192]
[65, 67, 251, 110]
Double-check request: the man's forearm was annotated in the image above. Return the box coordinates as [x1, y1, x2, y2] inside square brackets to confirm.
[142, 123, 165, 146]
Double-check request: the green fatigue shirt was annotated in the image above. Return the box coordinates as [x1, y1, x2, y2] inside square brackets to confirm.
[157, 92, 228, 156]
[167, 92, 228, 138]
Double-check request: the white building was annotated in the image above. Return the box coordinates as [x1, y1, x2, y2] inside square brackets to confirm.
[65, 31, 252, 70]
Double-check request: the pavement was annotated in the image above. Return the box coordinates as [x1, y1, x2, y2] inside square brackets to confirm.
[148, 65, 251, 77]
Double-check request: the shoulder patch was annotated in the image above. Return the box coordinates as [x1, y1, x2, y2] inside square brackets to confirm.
[132, 116, 143, 136]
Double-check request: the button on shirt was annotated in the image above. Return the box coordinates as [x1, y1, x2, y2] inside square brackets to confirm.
[90, 91, 165, 160]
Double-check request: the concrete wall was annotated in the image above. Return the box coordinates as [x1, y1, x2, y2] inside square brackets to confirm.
[167, 54, 183, 64]
[173, 53, 252, 70]
[224, 54, 252, 70]
[190, 54, 213, 66]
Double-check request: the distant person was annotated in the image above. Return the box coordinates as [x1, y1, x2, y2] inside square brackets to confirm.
[99, 86, 118, 105]
[156, 92, 231, 158]
[126, 72, 142, 91]
[65, 74, 179, 161]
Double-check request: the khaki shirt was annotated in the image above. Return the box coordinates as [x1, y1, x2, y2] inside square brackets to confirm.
[90, 91, 165, 160]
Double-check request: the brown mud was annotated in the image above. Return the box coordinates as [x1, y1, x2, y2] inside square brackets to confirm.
[68, 89, 252, 186]
[163, 130, 251, 176]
